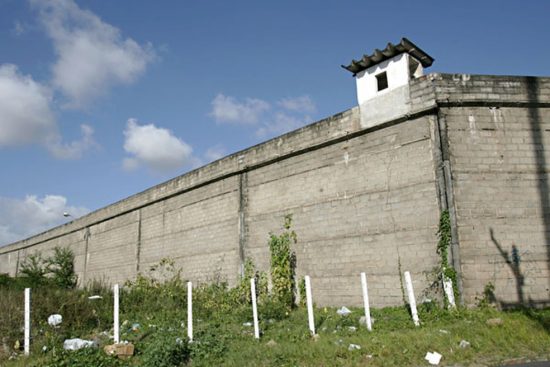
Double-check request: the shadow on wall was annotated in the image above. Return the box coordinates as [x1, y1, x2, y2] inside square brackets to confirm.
[489, 228, 550, 308]
[489, 228, 525, 306]
[489, 228, 550, 333]
[526, 77, 550, 288]
[483, 79, 550, 313]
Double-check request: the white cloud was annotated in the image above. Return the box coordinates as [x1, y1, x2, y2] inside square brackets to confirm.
[204, 145, 227, 162]
[0, 63, 97, 158]
[210, 94, 315, 132]
[256, 112, 312, 138]
[210, 94, 270, 125]
[278, 95, 316, 114]
[0, 64, 57, 147]
[46, 124, 97, 159]
[31, 0, 155, 108]
[209, 93, 316, 139]
[123, 119, 193, 173]
[0, 195, 89, 246]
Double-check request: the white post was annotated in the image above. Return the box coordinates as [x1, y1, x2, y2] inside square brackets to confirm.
[360, 272, 372, 331]
[443, 276, 456, 308]
[304, 275, 315, 335]
[113, 284, 120, 343]
[187, 281, 193, 342]
[24, 288, 30, 356]
[404, 271, 420, 326]
[250, 278, 260, 339]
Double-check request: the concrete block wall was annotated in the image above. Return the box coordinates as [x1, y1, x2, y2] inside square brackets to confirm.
[0, 99, 443, 307]
[85, 212, 139, 285]
[0, 108, 363, 287]
[1, 72, 549, 308]
[138, 177, 240, 285]
[245, 116, 441, 307]
[431, 74, 550, 306]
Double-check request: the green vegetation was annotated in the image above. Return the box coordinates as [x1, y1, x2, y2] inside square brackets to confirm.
[437, 210, 459, 304]
[1, 221, 549, 366]
[17, 246, 78, 289]
[268, 214, 297, 309]
[46, 247, 78, 289]
[2, 272, 549, 367]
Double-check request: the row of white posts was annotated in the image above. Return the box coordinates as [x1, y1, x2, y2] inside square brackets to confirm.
[22, 271, 455, 354]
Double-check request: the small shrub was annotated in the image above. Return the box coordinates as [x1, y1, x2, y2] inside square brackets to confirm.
[46, 247, 77, 289]
[38, 347, 124, 367]
[234, 258, 257, 305]
[0, 273, 13, 287]
[140, 330, 190, 367]
[259, 298, 289, 321]
[297, 277, 306, 307]
[268, 214, 297, 310]
[18, 247, 77, 289]
[257, 271, 268, 305]
[194, 282, 227, 316]
[190, 328, 229, 363]
[234, 258, 268, 306]
[477, 282, 497, 307]
[124, 258, 186, 318]
[19, 252, 47, 286]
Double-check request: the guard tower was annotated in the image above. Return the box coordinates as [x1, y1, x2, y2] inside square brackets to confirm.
[343, 38, 434, 127]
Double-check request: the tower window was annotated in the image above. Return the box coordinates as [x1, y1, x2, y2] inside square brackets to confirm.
[376, 72, 388, 91]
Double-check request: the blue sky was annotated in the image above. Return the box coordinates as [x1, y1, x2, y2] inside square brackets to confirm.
[0, 0, 549, 246]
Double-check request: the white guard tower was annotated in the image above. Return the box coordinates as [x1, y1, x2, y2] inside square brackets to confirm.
[342, 38, 434, 128]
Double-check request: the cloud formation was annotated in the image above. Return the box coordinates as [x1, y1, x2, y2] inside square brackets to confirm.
[210, 94, 270, 125]
[0, 64, 97, 158]
[256, 112, 313, 138]
[123, 119, 193, 173]
[278, 95, 316, 114]
[209, 94, 316, 138]
[31, 0, 155, 108]
[0, 64, 56, 147]
[204, 145, 227, 162]
[47, 124, 97, 159]
[0, 194, 89, 246]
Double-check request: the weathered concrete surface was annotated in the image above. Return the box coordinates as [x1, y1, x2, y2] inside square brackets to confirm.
[244, 115, 440, 307]
[1, 73, 549, 308]
[430, 74, 550, 306]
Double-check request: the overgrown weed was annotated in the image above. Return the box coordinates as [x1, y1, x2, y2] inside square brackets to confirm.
[3, 269, 550, 366]
[2, 222, 550, 366]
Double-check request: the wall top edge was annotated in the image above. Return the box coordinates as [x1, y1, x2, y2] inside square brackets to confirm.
[1, 106, 361, 253]
[2, 72, 550, 254]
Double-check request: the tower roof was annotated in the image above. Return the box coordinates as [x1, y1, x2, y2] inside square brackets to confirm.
[342, 38, 434, 75]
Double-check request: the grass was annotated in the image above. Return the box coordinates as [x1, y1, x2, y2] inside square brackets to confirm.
[185, 306, 550, 367]
[1, 271, 550, 366]
[0, 287, 550, 366]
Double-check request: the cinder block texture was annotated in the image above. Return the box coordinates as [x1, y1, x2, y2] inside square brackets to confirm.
[426, 74, 550, 306]
[1, 73, 549, 308]
[245, 116, 440, 307]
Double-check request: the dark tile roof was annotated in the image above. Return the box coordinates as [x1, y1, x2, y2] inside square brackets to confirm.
[342, 38, 434, 75]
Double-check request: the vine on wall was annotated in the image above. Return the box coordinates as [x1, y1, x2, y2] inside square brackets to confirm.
[437, 210, 459, 303]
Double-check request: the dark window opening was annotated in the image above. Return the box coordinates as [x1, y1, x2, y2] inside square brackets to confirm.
[376, 72, 388, 91]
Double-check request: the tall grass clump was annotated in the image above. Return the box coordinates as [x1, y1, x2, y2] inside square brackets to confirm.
[268, 214, 297, 310]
